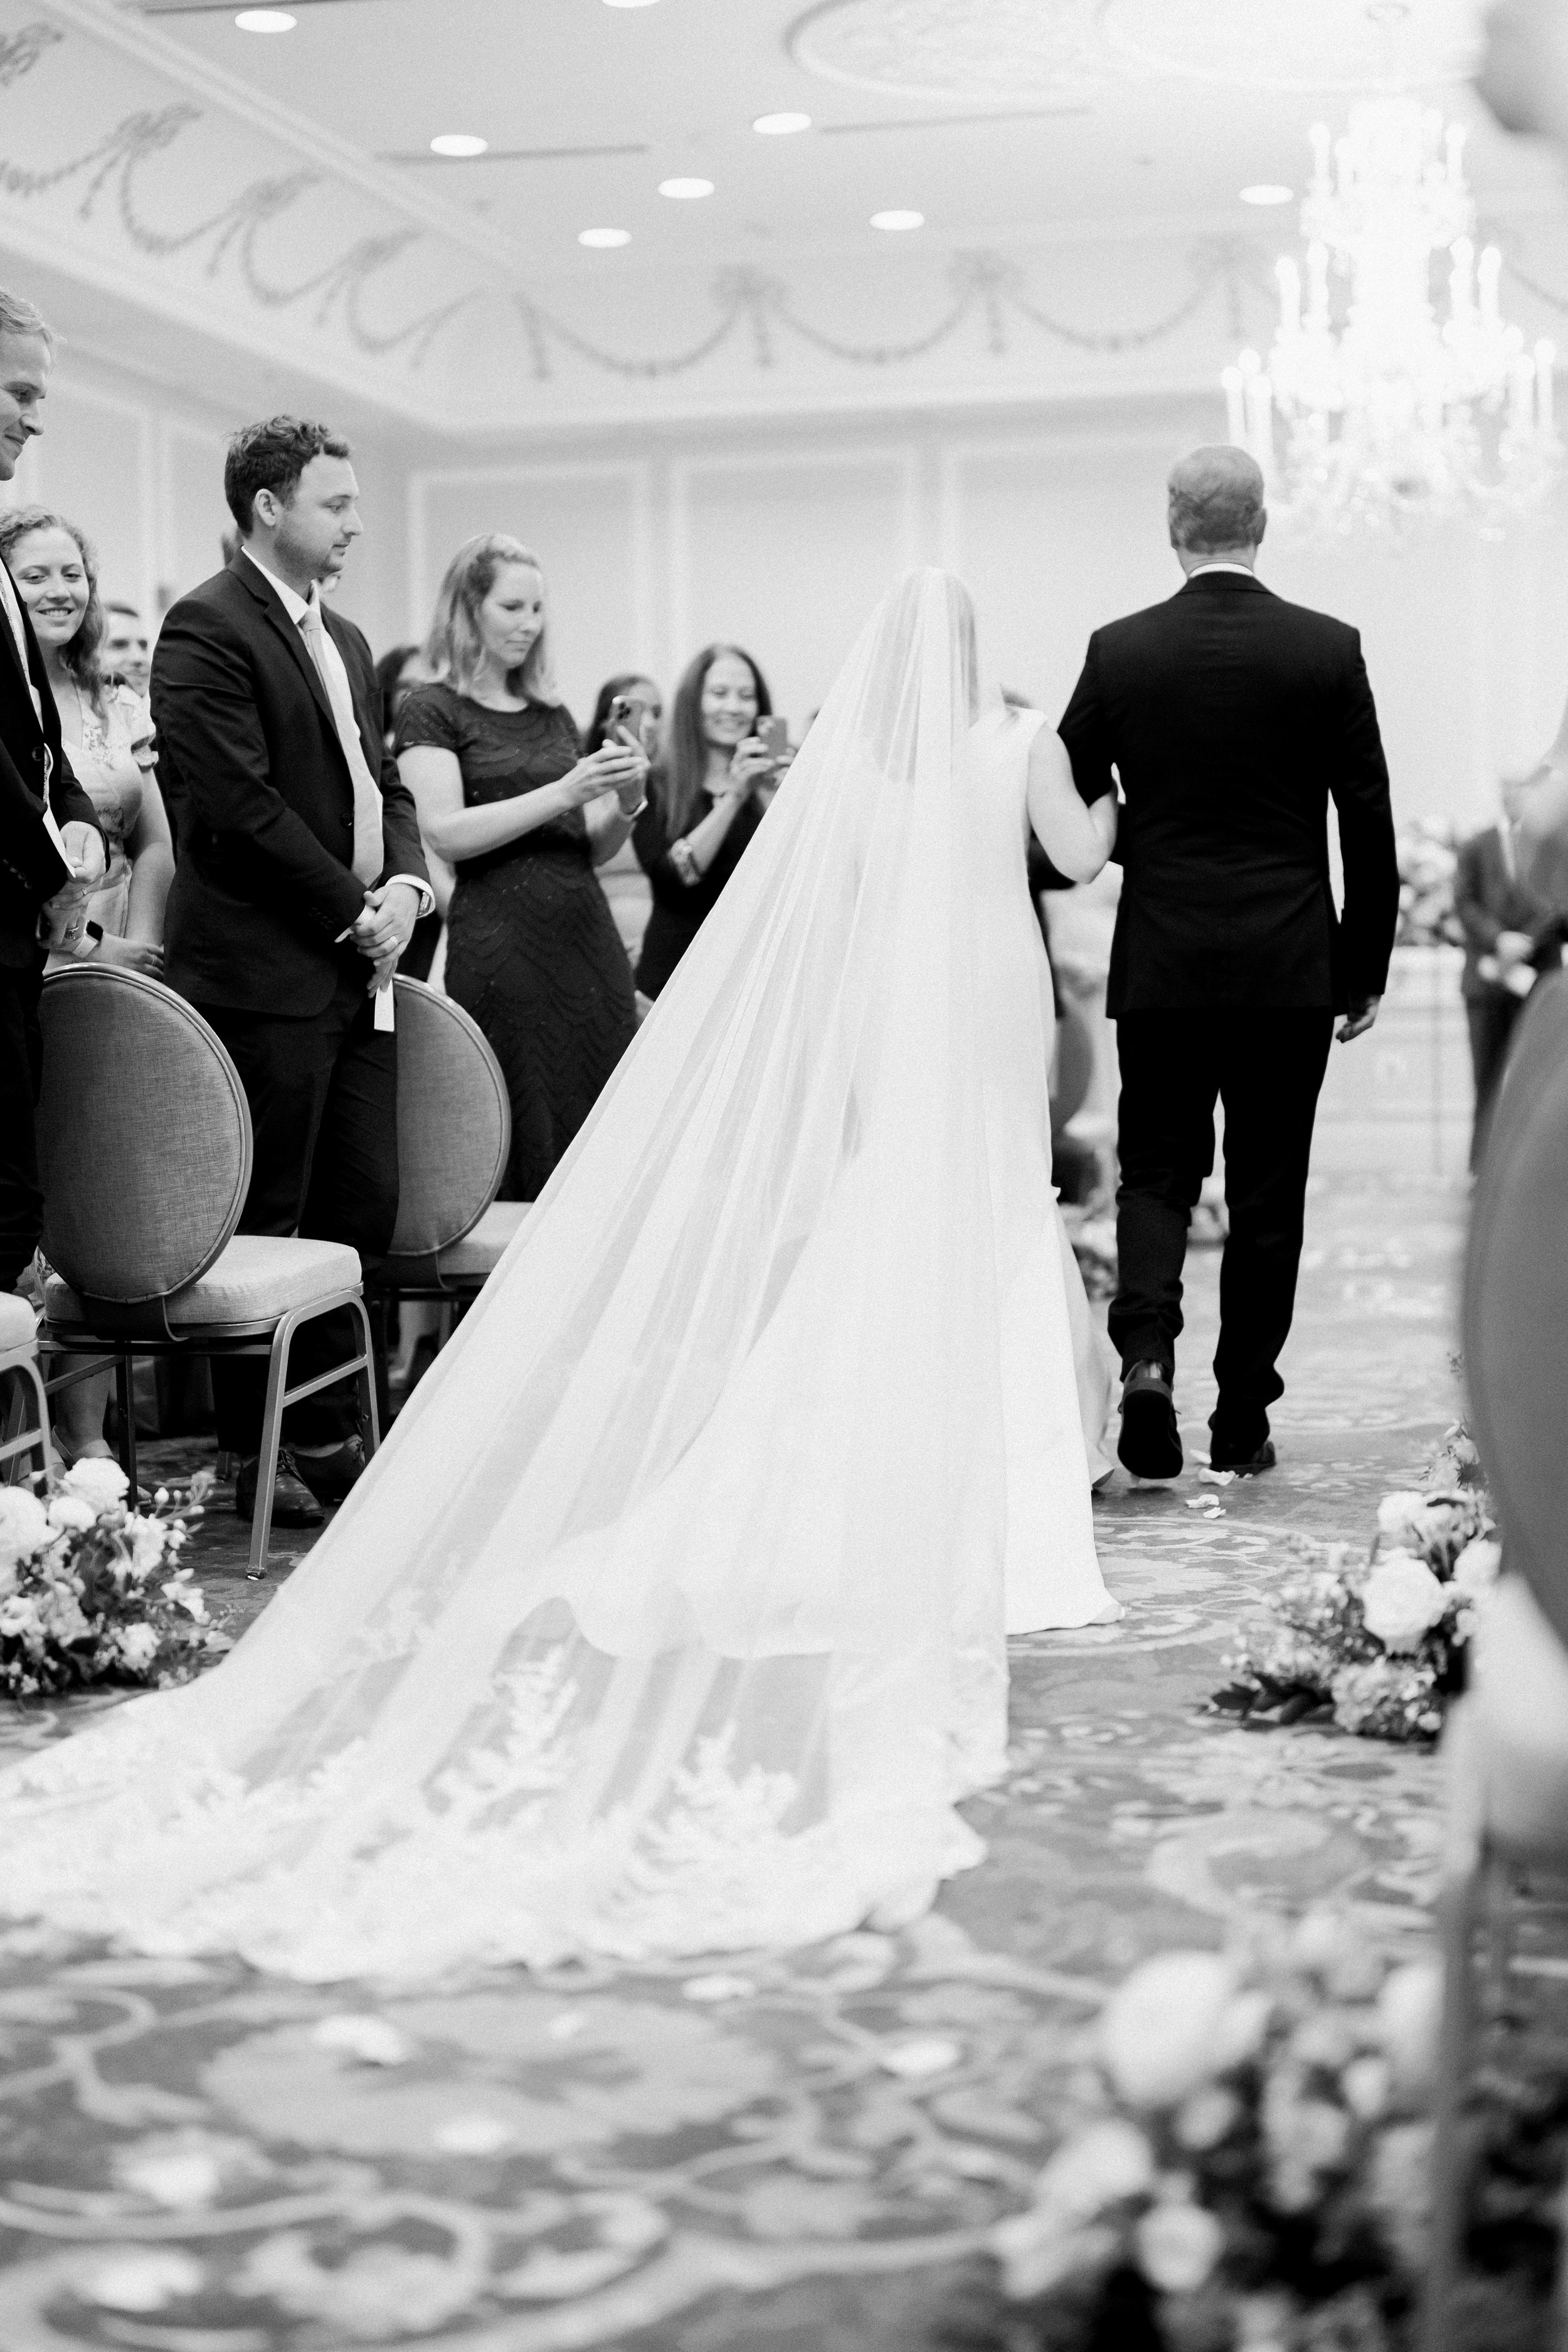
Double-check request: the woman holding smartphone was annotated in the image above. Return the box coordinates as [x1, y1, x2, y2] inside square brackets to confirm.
[632, 643, 779, 999]
[397, 535, 646, 1200]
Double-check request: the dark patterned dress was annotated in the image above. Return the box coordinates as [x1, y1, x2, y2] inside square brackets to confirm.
[396, 684, 637, 1200]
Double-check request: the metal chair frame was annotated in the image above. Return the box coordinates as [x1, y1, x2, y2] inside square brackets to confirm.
[40, 1295, 378, 1579]
[0, 1334, 50, 1482]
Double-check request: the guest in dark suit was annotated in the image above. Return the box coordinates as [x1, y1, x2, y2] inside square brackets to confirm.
[1059, 444, 1399, 1482]
[152, 417, 431, 1526]
[0, 287, 105, 1296]
[1454, 774, 1562, 1171]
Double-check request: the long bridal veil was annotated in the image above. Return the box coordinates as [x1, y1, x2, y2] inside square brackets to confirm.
[0, 569, 1094, 1981]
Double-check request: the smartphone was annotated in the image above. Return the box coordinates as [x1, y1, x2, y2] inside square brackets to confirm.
[757, 714, 790, 766]
[607, 693, 652, 753]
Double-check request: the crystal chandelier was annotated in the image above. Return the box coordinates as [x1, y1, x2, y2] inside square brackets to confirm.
[1223, 97, 1560, 536]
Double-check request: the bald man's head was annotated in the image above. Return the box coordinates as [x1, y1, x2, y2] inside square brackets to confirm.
[1168, 445, 1267, 557]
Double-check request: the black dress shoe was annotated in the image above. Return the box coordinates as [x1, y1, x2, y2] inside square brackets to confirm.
[1208, 1436, 1278, 1476]
[291, 1434, 370, 1505]
[1117, 1360, 1184, 1481]
[235, 1450, 324, 1527]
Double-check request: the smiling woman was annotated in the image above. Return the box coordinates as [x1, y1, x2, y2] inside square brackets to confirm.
[396, 534, 644, 1199]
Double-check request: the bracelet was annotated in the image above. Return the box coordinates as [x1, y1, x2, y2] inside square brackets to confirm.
[622, 795, 649, 821]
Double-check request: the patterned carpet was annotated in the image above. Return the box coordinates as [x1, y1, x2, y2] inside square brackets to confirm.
[0, 1173, 1465, 2351]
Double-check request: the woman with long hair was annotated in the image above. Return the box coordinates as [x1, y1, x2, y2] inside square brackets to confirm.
[0, 505, 174, 1468]
[396, 534, 647, 1199]
[632, 642, 776, 998]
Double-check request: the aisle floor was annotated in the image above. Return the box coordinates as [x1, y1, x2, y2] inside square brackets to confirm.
[0, 1173, 1465, 2351]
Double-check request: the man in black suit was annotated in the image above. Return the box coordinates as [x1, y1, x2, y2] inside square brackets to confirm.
[152, 417, 431, 1526]
[1059, 445, 1399, 1482]
[1454, 773, 1562, 1171]
[0, 287, 105, 1297]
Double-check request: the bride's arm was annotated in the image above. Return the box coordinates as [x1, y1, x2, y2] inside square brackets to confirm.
[1025, 725, 1117, 884]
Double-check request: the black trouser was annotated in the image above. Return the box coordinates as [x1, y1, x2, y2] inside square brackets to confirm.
[0, 956, 43, 1295]
[1110, 1009, 1335, 1447]
[197, 967, 398, 1458]
[1466, 992, 1525, 1173]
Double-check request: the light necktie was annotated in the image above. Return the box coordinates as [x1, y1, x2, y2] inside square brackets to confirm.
[298, 596, 384, 886]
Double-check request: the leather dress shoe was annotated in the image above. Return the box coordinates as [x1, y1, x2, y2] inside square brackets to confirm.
[1209, 1435, 1278, 1476]
[1117, 1360, 1183, 1481]
[291, 1434, 370, 1506]
[235, 1449, 324, 1527]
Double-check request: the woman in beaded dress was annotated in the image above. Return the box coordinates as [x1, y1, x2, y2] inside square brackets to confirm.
[0, 507, 173, 1469]
[396, 536, 646, 1200]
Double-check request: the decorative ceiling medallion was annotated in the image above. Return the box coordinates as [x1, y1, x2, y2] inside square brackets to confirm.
[1099, 0, 1481, 92]
[789, 0, 1103, 108]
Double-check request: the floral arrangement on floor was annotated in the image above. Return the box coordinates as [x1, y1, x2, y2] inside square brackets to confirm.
[941, 1919, 1439, 2352]
[0, 1459, 225, 1699]
[1394, 819, 1463, 950]
[1210, 1423, 1495, 1743]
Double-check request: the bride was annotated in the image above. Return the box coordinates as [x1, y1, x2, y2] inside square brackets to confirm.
[0, 569, 1121, 1981]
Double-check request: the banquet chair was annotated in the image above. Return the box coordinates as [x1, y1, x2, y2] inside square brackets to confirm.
[1421, 972, 1568, 2352]
[34, 965, 377, 1577]
[0, 1291, 48, 1482]
[379, 976, 527, 1327]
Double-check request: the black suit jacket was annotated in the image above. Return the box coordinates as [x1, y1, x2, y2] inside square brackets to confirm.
[1059, 571, 1399, 1015]
[1453, 824, 1562, 1003]
[152, 554, 428, 1015]
[0, 558, 102, 969]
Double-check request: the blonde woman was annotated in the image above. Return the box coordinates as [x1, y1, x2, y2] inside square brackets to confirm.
[396, 535, 645, 1199]
[0, 507, 170, 978]
[0, 505, 174, 1470]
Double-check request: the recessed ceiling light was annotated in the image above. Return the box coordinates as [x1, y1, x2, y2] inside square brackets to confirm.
[871, 209, 924, 232]
[580, 227, 632, 248]
[234, 8, 295, 26]
[754, 112, 812, 136]
[604, 0, 660, 8]
[430, 134, 489, 159]
[1240, 183, 1295, 206]
[659, 177, 714, 199]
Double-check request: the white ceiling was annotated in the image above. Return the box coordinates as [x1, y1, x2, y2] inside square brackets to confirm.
[5, 0, 1566, 433]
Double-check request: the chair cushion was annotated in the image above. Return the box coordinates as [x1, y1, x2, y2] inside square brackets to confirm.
[436, 1201, 529, 1281]
[1466, 1574, 1568, 1859]
[0, 1291, 38, 1350]
[45, 1235, 362, 1331]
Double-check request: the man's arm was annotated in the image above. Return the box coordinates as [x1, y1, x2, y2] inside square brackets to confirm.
[152, 605, 366, 940]
[1057, 635, 1120, 824]
[1330, 635, 1400, 1015]
[46, 739, 100, 844]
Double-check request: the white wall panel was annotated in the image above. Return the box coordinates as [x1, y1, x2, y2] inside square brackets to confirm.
[411, 465, 649, 731]
[670, 450, 918, 736]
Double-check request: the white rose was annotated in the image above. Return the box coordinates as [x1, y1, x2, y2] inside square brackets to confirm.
[1375, 1492, 1429, 1545]
[1032, 2117, 1155, 2215]
[47, 1493, 97, 1534]
[61, 1456, 129, 1512]
[117, 1624, 160, 1671]
[1360, 1553, 1448, 1651]
[1451, 1537, 1502, 1599]
[0, 1486, 51, 1567]
[1101, 1952, 1246, 2109]
[1134, 2200, 1225, 2294]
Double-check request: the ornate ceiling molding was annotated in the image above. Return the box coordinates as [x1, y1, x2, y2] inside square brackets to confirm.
[790, 0, 1106, 107]
[1098, 0, 1481, 92]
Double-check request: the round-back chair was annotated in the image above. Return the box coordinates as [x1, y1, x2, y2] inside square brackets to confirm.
[384, 977, 511, 1285]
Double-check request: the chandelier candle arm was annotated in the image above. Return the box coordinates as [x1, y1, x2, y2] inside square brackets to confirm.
[1226, 93, 1563, 534]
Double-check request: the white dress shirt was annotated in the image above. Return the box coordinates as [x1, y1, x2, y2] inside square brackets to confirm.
[1187, 562, 1259, 580]
[241, 550, 431, 919]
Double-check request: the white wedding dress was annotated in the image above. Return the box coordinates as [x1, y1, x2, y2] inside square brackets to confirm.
[0, 570, 1119, 1981]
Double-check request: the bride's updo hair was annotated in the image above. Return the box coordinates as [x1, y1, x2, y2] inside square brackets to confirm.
[423, 532, 561, 704]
